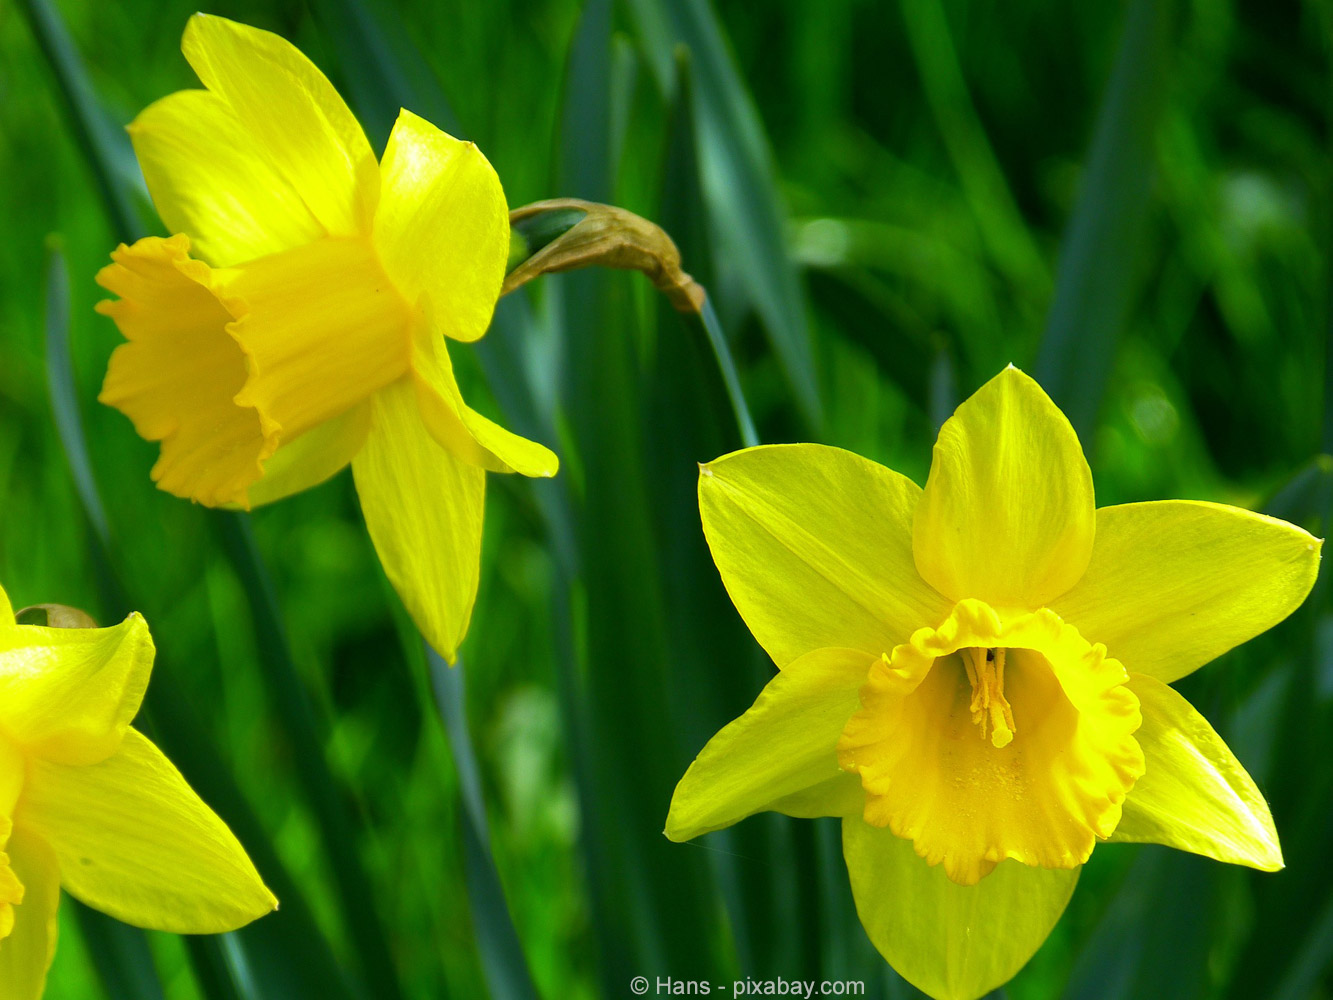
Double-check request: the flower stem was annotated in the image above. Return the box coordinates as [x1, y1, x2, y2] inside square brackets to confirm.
[427, 647, 540, 1000]
[215, 513, 407, 1000]
[696, 297, 761, 449]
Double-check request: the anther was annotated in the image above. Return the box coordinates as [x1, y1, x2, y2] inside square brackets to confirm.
[963, 647, 1016, 749]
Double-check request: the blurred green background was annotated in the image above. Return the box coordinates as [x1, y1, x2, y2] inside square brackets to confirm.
[1, 0, 1331, 997]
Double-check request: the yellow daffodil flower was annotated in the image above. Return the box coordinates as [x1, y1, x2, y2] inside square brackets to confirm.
[0, 585, 275, 999]
[95, 14, 557, 661]
[666, 366, 1321, 1000]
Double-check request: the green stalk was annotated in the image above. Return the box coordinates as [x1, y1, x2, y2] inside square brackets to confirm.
[214, 514, 408, 1000]
[696, 298, 760, 449]
[428, 651, 539, 1000]
[1034, 0, 1172, 440]
[17, 0, 144, 242]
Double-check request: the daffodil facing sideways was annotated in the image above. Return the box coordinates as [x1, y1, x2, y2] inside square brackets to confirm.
[95, 15, 558, 662]
[666, 367, 1322, 1000]
[0, 586, 275, 998]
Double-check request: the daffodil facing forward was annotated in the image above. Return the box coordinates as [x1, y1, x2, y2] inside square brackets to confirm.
[95, 15, 557, 661]
[0, 586, 275, 998]
[666, 367, 1321, 1000]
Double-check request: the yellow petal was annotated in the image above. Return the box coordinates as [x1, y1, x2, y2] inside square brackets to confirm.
[412, 307, 558, 477]
[1050, 500, 1321, 683]
[0, 583, 13, 624]
[839, 600, 1144, 885]
[0, 865, 17, 942]
[0, 740, 21, 817]
[244, 402, 372, 508]
[180, 14, 377, 239]
[665, 647, 873, 842]
[352, 380, 486, 662]
[375, 110, 509, 343]
[0, 819, 22, 942]
[768, 772, 865, 819]
[225, 236, 414, 446]
[128, 89, 324, 267]
[20, 729, 276, 934]
[914, 366, 1095, 609]
[96, 235, 272, 507]
[844, 817, 1077, 1000]
[0, 613, 153, 766]
[1110, 674, 1281, 870]
[0, 827, 60, 1000]
[698, 444, 952, 669]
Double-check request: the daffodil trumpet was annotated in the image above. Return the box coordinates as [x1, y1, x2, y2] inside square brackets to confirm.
[95, 14, 558, 662]
[667, 366, 1321, 1000]
[0, 585, 274, 999]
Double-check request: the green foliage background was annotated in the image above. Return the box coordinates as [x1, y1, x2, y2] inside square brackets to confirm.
[1, 0, 1331, 998]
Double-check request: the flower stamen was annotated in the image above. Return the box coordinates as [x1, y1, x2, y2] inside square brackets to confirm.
[963, 647, 1015, 748]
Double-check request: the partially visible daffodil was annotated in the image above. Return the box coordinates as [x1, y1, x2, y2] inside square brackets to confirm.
[666, 367, 1321, 1000]
[0, 585, 275, 999]
[95, 14, 557, 661]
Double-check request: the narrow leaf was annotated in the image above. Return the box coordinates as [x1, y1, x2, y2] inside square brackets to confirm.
[429, 652, 539, 1000]
[16, 0, 146, 241]
[1035, 0, 1173, 440]
[625, 0, 824, 430]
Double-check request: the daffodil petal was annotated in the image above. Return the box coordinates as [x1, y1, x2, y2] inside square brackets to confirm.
[128, 89, 324, 266]
[352, 380, 486, 662]
[0, 583, 13, 623]
[0, 817, 21, 941]
[769, 772, 865, 819]
[1110, 674, 1281, 870]
[1050, 500, 1321, 683]
[96, 235, 271, 508]
[0, 827, 60, 1000]
[698, 444, 951, 669]
[0, 613, 153, 766]
[914, 366, 1095, 609]
[0, 741, 21, 817]
[245, 402, 372, 508]
[412, 315, 558, 477]
[665, 647, 873, 842]
[181, 14, 377, 238]
[375, 109, 509, 342]
[843, 817, 1078, 1000]
[20, 729, 275, 934]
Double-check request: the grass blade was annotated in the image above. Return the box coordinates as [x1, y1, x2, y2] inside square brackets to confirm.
[429, 651, 539, 1000]
[626, 0, 824, 431]
[43, 238, 108, 545]
[655, 50, 840, 982]
[213, 513, 407, 1000]
[16, 0, 145, 242]
[69, 900, 166, 1000]
[310, 0, 464, 144]
[1064, 850, 1220, 1000]
[899, 0, 1049, 300]
[697, 299, 759, 448]
[1034, 0, 1173, 439]
[555, 0, 729, 980]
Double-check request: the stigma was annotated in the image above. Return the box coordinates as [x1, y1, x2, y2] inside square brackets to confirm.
[962, 647, 1016, 748]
